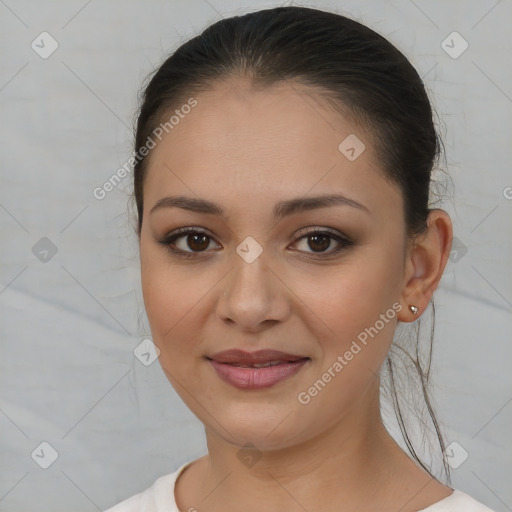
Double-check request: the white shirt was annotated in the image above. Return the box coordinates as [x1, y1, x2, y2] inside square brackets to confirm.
[104, 461, 496, 512]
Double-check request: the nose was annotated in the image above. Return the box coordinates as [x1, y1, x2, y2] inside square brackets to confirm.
[216, 251, 290, 333]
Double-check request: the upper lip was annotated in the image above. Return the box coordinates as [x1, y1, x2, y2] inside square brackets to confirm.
[208, 349, 308, 365]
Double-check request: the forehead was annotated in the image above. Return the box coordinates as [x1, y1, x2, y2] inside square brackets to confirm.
[143, 78, 399, 214]
[157, 78, 367, 164]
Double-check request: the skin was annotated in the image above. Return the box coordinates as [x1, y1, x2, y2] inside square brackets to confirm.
[138, 78, 453, 512]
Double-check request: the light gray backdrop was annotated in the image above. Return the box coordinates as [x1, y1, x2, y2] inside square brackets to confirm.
[1, 0, 511, 511]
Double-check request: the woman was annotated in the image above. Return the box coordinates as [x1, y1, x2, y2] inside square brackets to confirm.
[105, 6, 495, 511]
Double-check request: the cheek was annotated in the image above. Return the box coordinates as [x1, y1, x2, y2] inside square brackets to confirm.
[140, 245, 188, 346]
[287, 249, 403, 380]
[139, 246, 219, 365]
[292, 255, 402, 334]
[291, 265, 401, 420]
[142, 269, 192, 338]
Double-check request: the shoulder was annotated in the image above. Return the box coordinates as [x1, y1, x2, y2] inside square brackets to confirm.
[420, 489, 497, 512]
[103, 462, 191, 512]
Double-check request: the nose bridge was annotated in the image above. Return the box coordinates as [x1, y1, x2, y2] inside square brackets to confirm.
[217, 246, 286, 330]
[225, 248, 271, 305]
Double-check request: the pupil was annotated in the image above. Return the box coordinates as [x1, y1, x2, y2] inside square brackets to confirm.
[309, 234, 330, 252]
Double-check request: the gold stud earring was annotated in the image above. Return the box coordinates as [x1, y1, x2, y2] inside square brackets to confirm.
[409, 305, 419, 315]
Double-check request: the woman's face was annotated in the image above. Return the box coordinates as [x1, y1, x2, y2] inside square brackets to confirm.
[139, 79, 408, 450]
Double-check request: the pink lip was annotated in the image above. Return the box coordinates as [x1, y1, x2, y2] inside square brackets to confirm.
[207, 349, 310, 390]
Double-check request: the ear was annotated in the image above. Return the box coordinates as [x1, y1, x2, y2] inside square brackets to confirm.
[397, 209, 453, 322]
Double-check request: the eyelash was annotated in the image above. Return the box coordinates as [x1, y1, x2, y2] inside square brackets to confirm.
[157, 226, 354, 260]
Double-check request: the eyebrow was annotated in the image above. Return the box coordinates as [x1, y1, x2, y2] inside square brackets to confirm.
[149, 193, 370, 220]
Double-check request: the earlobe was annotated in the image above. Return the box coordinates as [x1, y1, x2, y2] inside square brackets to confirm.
[397, 209, 453, 322]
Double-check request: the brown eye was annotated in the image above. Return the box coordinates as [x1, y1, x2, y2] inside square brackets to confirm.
[157, 227, 220, 257]
[293, 228, 353, 256]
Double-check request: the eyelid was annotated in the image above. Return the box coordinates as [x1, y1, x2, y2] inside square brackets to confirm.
[157, 226, 221, 248]
[295, 225, 346, 239]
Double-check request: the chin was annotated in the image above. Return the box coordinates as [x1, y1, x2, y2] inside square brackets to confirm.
[206, 403, 308, 451]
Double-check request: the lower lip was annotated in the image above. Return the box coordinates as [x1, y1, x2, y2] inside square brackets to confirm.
[208, 358, 309, 390]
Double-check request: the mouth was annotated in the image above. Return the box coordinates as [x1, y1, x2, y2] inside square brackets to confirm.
[206, 349, 310, 389]
[221, 359, 303, 368]
[208, 348, 309, 365]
